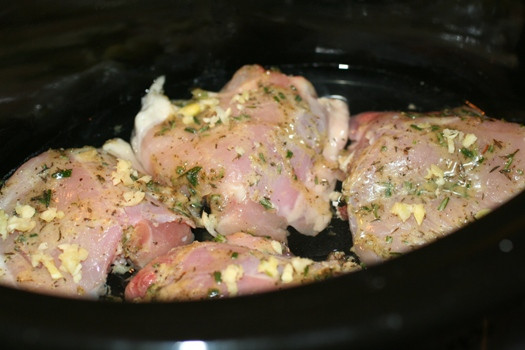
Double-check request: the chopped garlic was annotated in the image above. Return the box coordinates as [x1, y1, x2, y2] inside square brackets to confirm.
[462, 133, 478, 148]
[58, 244, 89, 283]
[7, 205, 36, 233]
[137, 175, 152, 183]
[258, 256, 280, 278]
[281, 263, 294, 283]
[391, 202, 412, 222]
[201, 212, 218, 236]
[443, 129, 459, 153]
[425, 164, 445, 186]
[270, 240, 283, 255]
[16, 204, 36, 219]
[203, 115, 220, 127]
[391, 202, 426, 226]
[222, 264, 243, 296]
[290, 257, 313, 275]
[474, 208, 491, 220]
[40, 207, 65, 222]
[75, 148, 98, 162]
[31, 252, 62, 280]
[182, 114, 194, 125]
[216, 106, 231, 125]
[121, 191, 145, 206]
[112, 159, 134, 186]
[412, 204, 426, 225]
[234, 146, 245, 157]
[179, 103, 201, 118]
[0, 210, 8, 240]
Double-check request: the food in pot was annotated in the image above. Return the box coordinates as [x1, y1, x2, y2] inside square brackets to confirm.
[0, 147, 194, 298]
[341, 107, 525, 265]
[125, 232, 359, 302]
[127, 64, 350, 242]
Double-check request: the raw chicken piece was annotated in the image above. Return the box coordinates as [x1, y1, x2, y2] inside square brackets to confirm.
[341, 107, 525, 265]
[131, 65, 349, 242]
[125, 232, 359, 302]
[0, 147, 194, 298]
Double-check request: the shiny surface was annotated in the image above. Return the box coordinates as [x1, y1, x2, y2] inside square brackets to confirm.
[0, 1, 525, 349]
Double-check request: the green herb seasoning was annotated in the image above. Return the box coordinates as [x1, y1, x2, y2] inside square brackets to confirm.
[286, 150, 294, 159]
[371, 203, 380, 220]
[185, 166, 202, 186]
[259, 197, 274, 210]
[51, 169, 72, 179]
[214, 234, 227, 243]
[438, 197, 449, 211]
[32, 189, 52, 207]
[213, 271, 222, 283]
[460, 148, 475, 159]
[231, 252, 239, 259]
[501, 149, 519, 173]
[383, 182, 394, 198]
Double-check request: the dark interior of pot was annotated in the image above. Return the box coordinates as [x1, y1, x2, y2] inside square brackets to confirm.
[1, 1, 525, 349]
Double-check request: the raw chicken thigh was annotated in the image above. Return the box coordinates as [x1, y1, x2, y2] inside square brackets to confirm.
[131, 65, 349, 242]
[0, 147, 194, 298]
[125, 232, 359, 302]
[342, 107, 525, 265]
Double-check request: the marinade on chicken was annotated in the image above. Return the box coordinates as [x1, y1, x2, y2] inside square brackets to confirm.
[0, 147, 194, 298]
[128, 65, 350, 242]
[341, 107, 525, 265]
[125, 232, 359, 302]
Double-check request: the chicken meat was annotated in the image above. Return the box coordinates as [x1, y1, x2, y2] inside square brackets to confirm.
[0, 147, 194, 298]
[341, 107, 525, 265]
[130, 65, 350, 242]
[125, 232, 359, 301]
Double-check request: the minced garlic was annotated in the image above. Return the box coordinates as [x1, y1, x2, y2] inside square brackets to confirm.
[58, 243, 89, 283]
[412, 204, 426, 225]
[391, 202, 412, 222]
[112, 159, 134, 186]
[222, 264, 244, 296]
[201, 211, 218, 236]
[270, 240, 283, 255]
[290, 257, 313, 275]
[474, 208, 491, 220]
[281, 263, 294, 283]
[40, 207, 65, 222]
[0, 210, 8, 240]
[443, 129, 460, 153]
[75, 148, 98, 162]
[391, 202, 426, 226]
[137, 175, 152, 183]
[121, 191, 145, 206]
[425, 164, 445, 186]
[234, 146, 245, 157]
[7, 204, 36, 233]
[462, 133, 478, 148]
[31, 250, 62, 280]
[16, 204, 36, 218]
[258, 256, 280, 278]
[179, 103, 201, 120]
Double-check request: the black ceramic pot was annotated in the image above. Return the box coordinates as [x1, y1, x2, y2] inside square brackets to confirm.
[1, 1, 524, 349]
